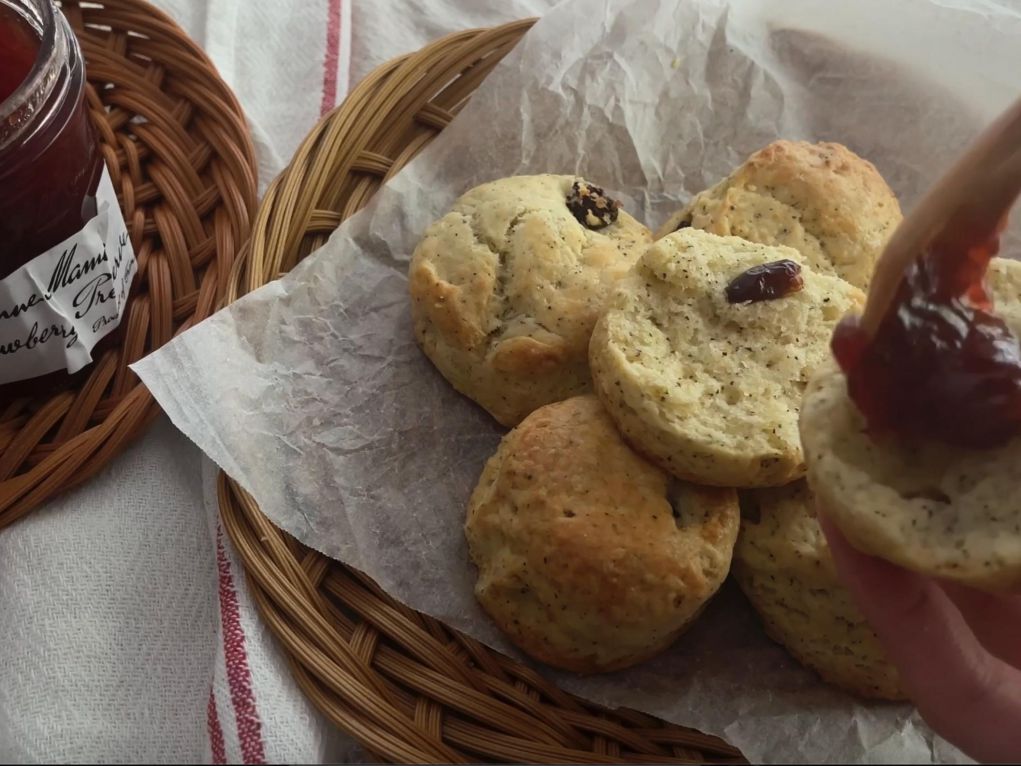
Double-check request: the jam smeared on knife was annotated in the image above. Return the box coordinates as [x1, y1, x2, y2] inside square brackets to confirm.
[726, 260, 804, 304]
[832, 221, 1021, 449]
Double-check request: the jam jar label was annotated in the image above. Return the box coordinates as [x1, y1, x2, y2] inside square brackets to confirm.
[0, 167, 136, 384]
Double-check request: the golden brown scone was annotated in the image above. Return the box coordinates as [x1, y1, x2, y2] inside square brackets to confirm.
[656, 141, 902, 290]
[465, 395, 739, 673]
[801, 258, 1021, 592]
[734, 481, 904, 700]
[409, 175, 651, 426]
[589, 228, 864, 488]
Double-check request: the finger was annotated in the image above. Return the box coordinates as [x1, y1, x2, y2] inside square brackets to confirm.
[820, 514, 1021, 762]
[939, 581, 1021, 667]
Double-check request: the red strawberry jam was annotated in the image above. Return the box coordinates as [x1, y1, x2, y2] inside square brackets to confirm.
[0, 5, 36, 103]
[831, 219, 1021, 449]
[0, 1, 113, 398]
[0, 2, 104, 280]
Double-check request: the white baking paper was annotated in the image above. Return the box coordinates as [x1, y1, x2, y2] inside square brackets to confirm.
[133, 0, 1021, 761]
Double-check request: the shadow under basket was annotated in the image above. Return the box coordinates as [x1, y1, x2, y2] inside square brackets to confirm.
[218, 18, 744, 764]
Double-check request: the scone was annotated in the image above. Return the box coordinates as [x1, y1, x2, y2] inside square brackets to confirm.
[465, 395, 739, 673]
[734, 481, 904, 700]
[657, 140, 902, 290]
[801, 258, 1021, 592]
[590, 228, 864, 488]
[409, 175, 651, 426]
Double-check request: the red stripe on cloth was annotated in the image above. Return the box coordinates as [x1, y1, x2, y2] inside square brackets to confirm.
[217, 525, 266, 765]
[208, 687, 227, 765]
[340, 0, 351, 100]
[321, 0, 343, 116]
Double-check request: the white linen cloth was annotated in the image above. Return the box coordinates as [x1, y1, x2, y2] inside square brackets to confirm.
[0, 0, 554, 762]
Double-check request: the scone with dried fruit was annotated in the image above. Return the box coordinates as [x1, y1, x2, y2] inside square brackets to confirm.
[410, 175, 651, 426]
[590, 228, 863, 487]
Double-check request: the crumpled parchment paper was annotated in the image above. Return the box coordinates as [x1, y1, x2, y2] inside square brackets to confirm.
[134, 0, 1021, 761]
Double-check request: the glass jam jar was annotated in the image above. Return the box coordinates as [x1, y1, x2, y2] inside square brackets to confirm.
[0, 0, 135, 398]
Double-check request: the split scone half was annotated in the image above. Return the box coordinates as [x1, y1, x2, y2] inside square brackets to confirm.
[801, 257, 1021, 591]
[591, 228, 864, 488]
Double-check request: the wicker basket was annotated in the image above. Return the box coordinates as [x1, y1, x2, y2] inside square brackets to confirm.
[0, 0, 256, 527]
[220, 20, 744, 764]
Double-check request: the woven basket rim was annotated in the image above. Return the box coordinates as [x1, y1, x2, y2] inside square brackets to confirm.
[220, 18, 744, 764]
[0, 0, 257, 528]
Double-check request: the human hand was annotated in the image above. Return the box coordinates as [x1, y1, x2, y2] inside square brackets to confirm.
[818, 511, 1021, 763]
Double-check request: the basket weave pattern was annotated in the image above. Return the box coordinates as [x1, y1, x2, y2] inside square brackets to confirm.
[220, 20, 743, 764]
[0, 0, 256, 527]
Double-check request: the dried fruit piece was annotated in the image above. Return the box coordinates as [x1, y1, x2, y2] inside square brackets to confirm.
[725, 259, 804, 304]
[566, 180, 621, 229]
